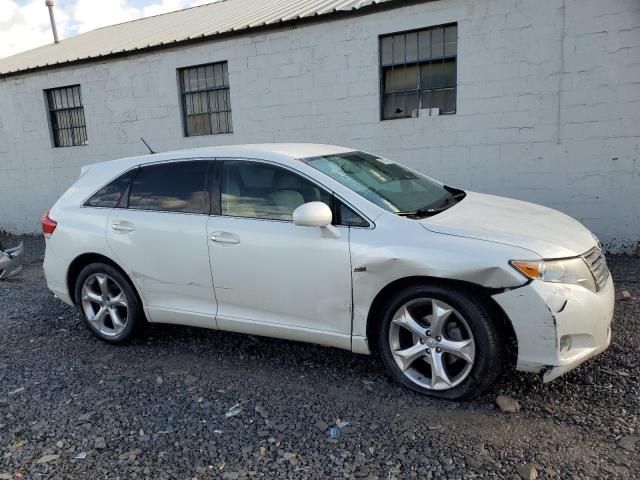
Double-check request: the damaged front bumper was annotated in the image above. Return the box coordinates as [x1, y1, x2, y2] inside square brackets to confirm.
[0, 241, 24, 280]
[492, 274, 615, 382]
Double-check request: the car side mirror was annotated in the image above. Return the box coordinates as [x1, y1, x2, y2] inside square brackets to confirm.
[293, 202, 340, 238]
[293, 202, 332, 227]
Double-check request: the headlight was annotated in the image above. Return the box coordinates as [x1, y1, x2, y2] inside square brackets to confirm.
[510, 257, 597, 292]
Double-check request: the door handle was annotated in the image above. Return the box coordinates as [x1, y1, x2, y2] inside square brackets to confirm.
[112, 223, 135, 232]
[210, 232, 240, 244]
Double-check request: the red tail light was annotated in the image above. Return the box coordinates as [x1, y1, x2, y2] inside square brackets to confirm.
[41, 210, 57, 238]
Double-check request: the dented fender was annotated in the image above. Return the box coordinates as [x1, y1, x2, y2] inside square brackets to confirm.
[349, 220, 535, 343]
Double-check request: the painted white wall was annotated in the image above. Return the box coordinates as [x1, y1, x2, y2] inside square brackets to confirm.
[0, 0, 638, 252]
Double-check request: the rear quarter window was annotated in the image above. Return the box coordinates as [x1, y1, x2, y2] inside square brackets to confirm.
[86, 169, 137, 208]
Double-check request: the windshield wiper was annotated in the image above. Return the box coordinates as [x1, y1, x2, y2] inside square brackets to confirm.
[397, 191, 466, 218]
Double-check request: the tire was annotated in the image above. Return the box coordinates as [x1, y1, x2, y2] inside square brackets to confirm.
[74, 262, 144, 344]
[377, 284, 504, 400]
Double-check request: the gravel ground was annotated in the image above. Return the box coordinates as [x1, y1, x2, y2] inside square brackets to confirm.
[0, 235, 638, 479]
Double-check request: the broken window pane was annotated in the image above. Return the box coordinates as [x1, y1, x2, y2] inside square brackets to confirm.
[380, 24, 457, 119]
[383, 92, 418, 119]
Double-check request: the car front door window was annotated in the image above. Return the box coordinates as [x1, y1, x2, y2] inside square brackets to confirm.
[220, 160, 331, 221]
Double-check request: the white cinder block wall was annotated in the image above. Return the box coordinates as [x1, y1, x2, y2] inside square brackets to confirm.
[0, 0, 638, 252]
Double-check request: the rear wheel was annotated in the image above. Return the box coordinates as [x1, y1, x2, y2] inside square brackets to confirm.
[74, 263, 144, 344]
[377, 284, 503, 400]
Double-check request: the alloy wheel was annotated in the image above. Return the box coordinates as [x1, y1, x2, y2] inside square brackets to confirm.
[388, 298, 475, 390]
[80, 273, 129, 338]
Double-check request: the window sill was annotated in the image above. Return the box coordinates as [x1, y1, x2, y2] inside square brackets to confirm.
[381, 108, 456, 121]
[52, 143, 90, 149]
[184, 132, 234, 138]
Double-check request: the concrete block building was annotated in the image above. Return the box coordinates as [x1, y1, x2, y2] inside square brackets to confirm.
[0, 0, 638, 252]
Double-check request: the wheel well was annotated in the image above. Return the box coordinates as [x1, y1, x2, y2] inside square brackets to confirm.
[66, 253, 140, 306]
[365, 276, 518, 365]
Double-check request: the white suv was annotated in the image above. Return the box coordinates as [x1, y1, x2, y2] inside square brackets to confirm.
[43, 144, 614, 400]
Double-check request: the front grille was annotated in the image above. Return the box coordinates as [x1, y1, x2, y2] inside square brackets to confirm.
[582, 246, 610, 291]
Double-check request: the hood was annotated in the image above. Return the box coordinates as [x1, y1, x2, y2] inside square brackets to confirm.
[420, 192, 597, 258]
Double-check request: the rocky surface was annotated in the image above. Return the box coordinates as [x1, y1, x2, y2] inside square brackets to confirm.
[0, 235, 638, 478]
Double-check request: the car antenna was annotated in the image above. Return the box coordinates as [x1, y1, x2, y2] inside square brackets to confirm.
[140, 137, 156, 154]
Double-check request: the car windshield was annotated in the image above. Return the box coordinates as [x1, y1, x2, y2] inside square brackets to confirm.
[304, 151, 453, 215]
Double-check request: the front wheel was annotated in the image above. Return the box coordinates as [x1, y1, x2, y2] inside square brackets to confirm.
[74, 263, 144, 344]
[377, 284, 504, 400]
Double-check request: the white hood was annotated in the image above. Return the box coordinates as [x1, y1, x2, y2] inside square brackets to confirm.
[420, 192, 597, 258]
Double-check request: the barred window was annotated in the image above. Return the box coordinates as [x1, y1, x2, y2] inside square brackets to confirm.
[179, 62, 233, 136]
[380, 24, 457, 120]
[45, 85, 88, 147]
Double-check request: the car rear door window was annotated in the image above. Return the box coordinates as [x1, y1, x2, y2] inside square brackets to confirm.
[220, 160, 331, 221]
[86, 169, 137, 208]
[128, 161, 210, 214]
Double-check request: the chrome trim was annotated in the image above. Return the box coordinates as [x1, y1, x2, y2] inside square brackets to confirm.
[582, 246, 609, 291]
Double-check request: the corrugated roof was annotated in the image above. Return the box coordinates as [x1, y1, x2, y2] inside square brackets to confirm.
[0, 0, 397, 77]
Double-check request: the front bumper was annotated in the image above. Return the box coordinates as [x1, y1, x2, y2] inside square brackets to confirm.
[492, 274, 615, 382]
[0, 241, 24, 280]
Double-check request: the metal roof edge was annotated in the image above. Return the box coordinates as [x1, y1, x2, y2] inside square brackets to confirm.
[0, 0, 427, 80]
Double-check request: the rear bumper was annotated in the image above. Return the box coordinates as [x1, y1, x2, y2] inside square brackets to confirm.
[43, 246, 75, 306]
[0, 241, 24, 280]
[492, 274, 615, 381]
